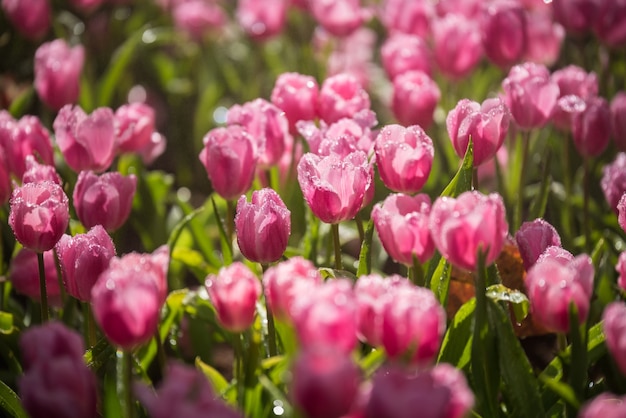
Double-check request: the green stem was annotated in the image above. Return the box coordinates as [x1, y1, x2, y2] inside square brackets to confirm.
[154, 329, 167, 375]
[233, 334, 245, 410]
[355, 212, 365, 246]
[83, 303, 97, 348]
[331, 223, 342, 271]
[583, 158, 591, 253]
[261, 263, 277, 358]
[52, 248, 67, 307]
[409, 256, 425, 287]
[37, 252, 49, 322]
[123, 350, 135, 418]
[226, 199, 235, 252]
[513, 132, 531, 231]
[562, 136, 573, 241]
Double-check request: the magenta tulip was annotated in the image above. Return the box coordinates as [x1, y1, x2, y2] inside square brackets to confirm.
[73, 170, 137, 232]
[53, 105, 117, 173]
[22, 156, 62, 185]
[381, 33, 432, 80]
[371, 193, 434, 265]
[297, 151, 371, 224]
[523, 8, 565, 66]
[236, 0, 287, 40]
[616, 252, 626, 292]
[2, 0, 50, 40]
[481, 0, 527, 68]
[34, 40, 84, 111]
[199, 125, 259, 201]
[9, 249, 61, 306]
[379, 0, 433, 38]
[271, 72, 319, 133]
[620, 194, 626, 233]
[205, 262, 261, 333]
[318, 73, 371, 124]
[579, 393, 626, 418]
[551, 0, 598, 34]
[603, 302, 626, 376]
[391, 70, 440, 130]
[55, 225, 116, 302]
[592, 0, 626, 48]
[572, 96, 611, 157]
[602, 153, 626, 211]
[611, 92, 626, 151]
[432, 14, 483, 79]
[115, 102, 156, 153]
[430, 191, 508, 271]
[515, 218, 561, 271]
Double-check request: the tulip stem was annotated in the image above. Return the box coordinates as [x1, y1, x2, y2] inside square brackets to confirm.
[513, 131, 531, 231]
[261, 263, 278, 358]
[123, 350, 135, 418]
[583, 158, 591, 253]
[226, 200, 235, 252]
[37, 252, 49, 322]
[233, 334, 245, 409]
[355, 212, 365, 245]
[83, 303, 97, 348]
[409, 256, 425, 287]
[154, 329, 167, 375]
[331, 223, 342, 271]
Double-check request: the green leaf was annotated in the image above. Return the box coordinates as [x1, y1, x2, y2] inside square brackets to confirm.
[359, 348, 386, 378]
[486, 284, 529, 323]
[171, 247, 214, 282]
[0, 312, 17, 335]
[529, 149, 552, 220]
[440, 139, 474, 198]
[103, 371, 123, 418]
[427, 253, 452, 307]
[318, 268, 357, 281]
[196, 357, 237, 405]
[8, 87, 34, 118]
[210, 197, 233, 266]
[84, 337, 115, 375]
[539, 376, 580, 409]
[273, 319, 298, 356]
[356, 219, 374, 277]
[0, 380, 28, 418]
[438, 298, 475, 370]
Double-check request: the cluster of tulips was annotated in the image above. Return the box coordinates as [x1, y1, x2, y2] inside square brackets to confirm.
[2, 0, 626, 417]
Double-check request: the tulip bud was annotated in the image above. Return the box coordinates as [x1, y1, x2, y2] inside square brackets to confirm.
[1, 0, 51, 40]
[22, 156, 62, 185]
[172, 0, 226, 41]
[579, 393, 626, 418]
[592, 0, 626, 48]
[205, 262, 261, 333]
[391, 70, 440, 130]
[432, 14, 482, 79]
[611, 92, 626, 151]
[551, 0, 598, 34]
[601, 153, 626, 212]
[514, 218, 561, 271]
[309, 0, 367, 37]
[236, 0, 288, 40]
[572, 96, 611, 157]
[381, 34, 432, 80]
[271, 72, 319, 134]
[318, 73, 371, 124]
[481, 0, 527, 68]
[73, 170, 137, 232]
[34, 40, 84, 111]
[603, 302, 626, 376]
[9, 249, 61, 306]
[380, 0, 433, 38]
[115, 102, 156, 153]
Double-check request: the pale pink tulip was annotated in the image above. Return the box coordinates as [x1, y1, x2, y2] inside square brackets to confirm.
[318, 73, 371, 124]
[380, 33, 432, 80]
[432, 14, 483, 79]
[237, 0, 288, 40]
[115, 102, 156, 153]
[308, 0, 368, 37]
[379, 0, 433, 37]
[34, 40, 84, 111]
[579, 393, 626, 418]
[271, 72, 319, 133]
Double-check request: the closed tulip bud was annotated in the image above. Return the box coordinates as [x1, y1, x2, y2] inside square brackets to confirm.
[391, 70, 440, 130]
[34, 40, 84, 111]
[309, 0, 368, 37]
[236, 0, 288, 40]
[603, 302, 626, 376]
[430, 191, 508, 271]
[432, 14, 483, 79]
[372, 193, 434, 266]
[262, 257, 322, 322]
[9, 249, 61, 306]
[1, 0, 51, 40]
[56, 225, 116, 302]
[292, 279, 358, 354]
[592, 0, 626, 48]
[602, 153, 626, 212]
[115, 102, 156, 153]
[108, 245, 169, 304]
[526, 253, 594, 333]
[374, 124, 434, 193]
[611, 92, 626, 151]
[481, 0, 527, 68]
[579, 393, 626, 418]
[381, 34, 432, 80]
[271, 72, 319, 134]
[9, 181, 69, 253]
[572, 96, 611, 157]
[206, 262, 261, 333]
[53, 105, 117, 173]
[502, 62, 560, 129]
[172, 0, 226, 41]
[318, 73, 371, 124]
[199, 125, 259, 201]
[291, 346, 361, 418]
[22, 156, 62, 185]
[515, 218, 561, 271]
[297, 151, 371, 224]
[446, 97, 510, 167]
[380, 0, 433, 37]
[366, 363, 474, 418]
[73, 170, 137, 232]
[523, 9, 564, 67]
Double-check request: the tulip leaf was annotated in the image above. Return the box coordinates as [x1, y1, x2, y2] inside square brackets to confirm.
[440, 139, 473, 198]
[7, 87, 34, 119]
[529, 149, 552, 220]
[426, 253, 452, 307]
[356, 219, 374, 277]
[178, 199, 223, 269]
[318, 268, 357, 281]
[171, 247, 215, 282]
[273, 319, 298, 356]
[0, 380, 28, 418]
[359, 348, 386, 378]
[539, 376, 580, 409]
[210, 197, 233, 266]
[0, 312, 16, 335]
[486, 284, 529, 322]
[196, 357, 237, 405]
[438, 298, 475, 370]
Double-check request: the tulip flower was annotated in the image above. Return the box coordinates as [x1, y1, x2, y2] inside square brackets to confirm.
[53, 105, 117, 173]
[115, 102, 156, 153]
[291, 346, 361, 418]
[55, 225, 116, 302]
[379, 0, 432, 38]
[22, 155, 62, 185]
[391, 70, 440, 130]
[108, 245, 169, 304]
[73, 170, 137, 232]
[34, 40, 84, 111]
[308, 0, 368, 37]
[432, 14, 482, 79]
[199, 125, 259, 201]
[236, 0, 288, 41]
[297, 150, 371, 224]
[1, 0, 51, 40]
[0, 148, 10, 205]
[523, 8, 565, 67]
[579, 393, 626, 418]
[618, 252, 626, 293]
[371, 193, 434, 266]
[611, 92, 626, 151]
[551, 0, 598, 34]
[514, 218, 562, 271]
[525, 253, 594, 333]
[318, 73, 371, 124]
[571, 96, 611, 157]
[481, 0, 528, 68]
[205, 262, 262, 333]
[138, 132, 167, 166]
[271, 72, 319, 133]
[381, 34, 432, 81]
[601, 153, 626, 212]
[172, 0, 226, 41]
[429, 191, 508, 271]
[552, 65, 598, 99]
[9, 181, 69, 253]
[374, 124, 434, 194]
[603, 302, 626, 376]
[9, 249, 61, 306]
[365, 363, 474, 418]
[235, 188, 291, 264]
[592, 1, 626, 48]
[446, 97, 511, 167]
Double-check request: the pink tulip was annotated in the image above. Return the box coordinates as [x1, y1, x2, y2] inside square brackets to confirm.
[379, 0, 433, 38]
[446, 97, 511, 167]
[199, 125, 259, 201]
[227, 98, 292, 167]
[525, 253, 594, 333]
[371, 193, 434, 266]
[365, 363, 474, 418]
[308, 0, 368, 37]
[611, 92, 626, 151]
[19, 322, 98, 418]
[615, 251, 626, 292]
[514, 218, 561, 271]
[22, 156, 62, 185]
[619, 194, 626, 233]
[53, 105, 117, 173]
[205, 262, 261, 333]
[374, 124, 434, 193]
[318, 73, 371, 124]
[111, 245, 169, 304]
[291, 346, 361, 418]
[237, 0, 288, 40]
[592, 0, 626, 48]
[481, 0, 527, 68]
[552, 65, 598, 99]
[603, 302, 626, 376]
[502, 62, 560, 129]
[34, 40, 84, 111]
[297, 151, 371, 224]
[432, 14, 483, 79]
[381, 34, 432, 80]
[138, 132, 167, 165]
[1, 0, 50, 40]
[523, 8, 564, 66]
[299, 109, 376, 155]
[235, 188, 291, 264]
[271, 72, 319, 134]
[537, 245, 574, 265]
[579, 393, 626, 418]
[354, 274, 410, 347]
[325, 27, 376, 87]
[552, 94, 587, 132]
[55, 225, 116, 302]
[291, 279, 358, 354]
[115, 102, 156, 153]
[136, 361, 243, 418]
[9, 249, 61, 306]
[435, 0, 482, 19]
[381, 285, 445, 364]
[9, 181, 69, 253]
[172, 0, 226, 41]
[391, 70, 440, 130]
[572, 96, 611, 157]
[73, 170, 137, 232]
[551, 0, 598, 34]
[430, 191, 508, 271]
[602, 153, 626, 212]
